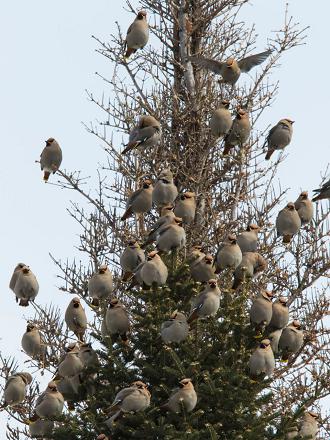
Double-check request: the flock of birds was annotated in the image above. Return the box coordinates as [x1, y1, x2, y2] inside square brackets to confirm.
[2, 8, 329, 440]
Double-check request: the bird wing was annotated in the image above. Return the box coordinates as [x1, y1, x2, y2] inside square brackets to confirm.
[127, 188, 143, 207]
[188, 56, 224, 74]
[4, 376, 17, 390]
[313, 178, 330, 193]
[111, 387, 134, 409]
[238, 49, 272, 72]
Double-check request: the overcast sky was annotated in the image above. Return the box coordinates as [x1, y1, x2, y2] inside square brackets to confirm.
[0, 0, 328, 435]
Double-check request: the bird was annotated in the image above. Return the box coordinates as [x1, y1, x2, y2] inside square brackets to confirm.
[298, 411, 319, 440]
[223, 108, 251, 155]
[106, 381, 150, 425]
[268, 297, 289, 330]
[232, 252, 267, 290]
[276, 202, 301, 243]
[40, 138, 63, 181]
[268, 328, 282, 354]
[120, 240, 145, 280]
[236, 224, 260, 253]
[105, 298, 130, 343]
[140, 251, 168, 286]
[13, 265, 39, 306]
[215, 233, 242, 272]
[122, 115, 161, 154]
[187, 245, 205, 265]
[21, 323, 46, 360]
[278, 320, 304, 361]
[30, 382, 64, 421]
[294, 191, 313, 225]
[64, 297, 87, 341]
[9, 262, 26, 292]
[56, 344, 84, 379]
[124, 10, 149, 59]
[312, 178, 330, 202]
[189, 49, 272, 85]
[142, 204, 176, 248]
[156, 216, 186, 252]
[152, 169, 178, 208]
[29, 419, 54, 438]
[88, 265, 113, 307]
[161, 311, 189, 343]
[78, 342, 99, 368]
[56, 374, 81, 409]
[121, 179, 153, 221]
[174, 191, 196, 224]
[190, 253, 216, 283]
[209, 100, 233, 138]
[285, 427, 298, 440]
[2, 372, 32, 407]
[188, 279, 221, 323]
[161, 378, 197, 413]
[264, 119, 294, 160]
[249, 290, 274, 331]
[249, 339, 275, 378]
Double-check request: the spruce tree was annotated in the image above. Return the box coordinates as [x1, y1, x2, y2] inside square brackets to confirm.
[2, 1, 330, 439]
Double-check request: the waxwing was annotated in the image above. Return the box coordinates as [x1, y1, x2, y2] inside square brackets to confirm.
[156, 216, 186, 252]
[232, 252, 267, 290]
[2, 372, 32, 407]
[21, 323, 46, 360]
[187, 245, 205, 266]
[209, 100, 232, 138]
[298, 411, 318, 440]
[190, 253, 216, 283]
[279, 320, 304, 361]
[215, 234, 242, 272]
[152, 169, 178, 208]
[9, 262, 26, 291]
[249, 290, 274, 328]
[188, 279, 220, 323]
[122, 115, 161, 154]
[264, 119, 294, 160]
[88, 265, 113, 307]
[124, 11, 149, 59]
[106, 381, 150, 425]
[121, 179, 153, 221]
[237, 224, 260, 253]
[294, 192, 313, 225]
[142, 205, 175, 247]
[31, 382, 64, 421]
[161, 378, 197, 413]
[57, 343, 84, 378]
[78, 342, 99, 368]
[161, 311, 189, 343]
[29, 419, 54, 438]
[312, 178, 330, 202]
[276, 202, 301, 243]
[40, 138, 62, 181]
[174, 191, 196, 224]
[120, 240, 145, 280]
[56, 374, 81, 406]
[249, 339, 275, 378]
[13, 265, 39, 306]
[268, 328, 282, 354]
[268, 297, 289, 330]
[223, 109, 251, 155]
[105, 298, 130, 343]
[189, 49, 272, 85]
[65, 297, 87, 341]
[140, 251, 168, 286]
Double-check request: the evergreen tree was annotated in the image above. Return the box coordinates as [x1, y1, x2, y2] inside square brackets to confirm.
[2, 1, 330, 439]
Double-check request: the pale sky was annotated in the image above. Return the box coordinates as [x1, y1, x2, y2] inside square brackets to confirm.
[0, 0, 328, 436]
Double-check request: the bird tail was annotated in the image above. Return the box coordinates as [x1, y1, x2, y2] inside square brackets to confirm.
[232, 278, 241, 290]
[43, 171, 51, 181]
[223, 144, 232, 156]
[282, 235, 291, 244]
[121, 207, 133, 221]
[122, 272, 133, 282]
[19, 299, 29, 307]
[312, 194, 322, 202]
[91, 298, 100, 307]
[121, 141, 140, 154]
[124, 47, 136, 59]
[265, 149, 274, 160]
[187, 310, 198, 324]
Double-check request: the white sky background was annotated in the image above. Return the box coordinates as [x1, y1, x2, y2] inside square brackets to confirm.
[0, 0, 328, 436]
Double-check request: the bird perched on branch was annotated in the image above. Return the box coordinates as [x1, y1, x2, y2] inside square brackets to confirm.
[88, 265, 113, 307]
[223, 108, 251, 155]
[268, 297, 289, 330]
[21, 323, 46, 360]
[124, 10, 149, 59]
[215, 234, 242, 272]
[160, 378, 197, 413]
[232, 252, 267, 290]
[30, 382, 64, 422]
[279, 320, 304, 361]
[237, 224, 260, 253]
[105, 298, 130, 344]
[209, 100, 232, 138]
[161, 311, 189, 344]
[121, 179, 153, 221]
[264, 119, 294, 160]
[120, 240, 145, 280]
[140, 251, 168, 286]
[298, 411, 319, 440]
[174, 191, 196, 224]
[122, 115, 161, 154]
[189, 49, 272, 85]
[294, 191, 313, 225]
[312, 178, 330, 202]
[40, 138, 62, 181]
[188, 279, 220, 324]
[249, 339, 275, 379]
[190, 253, 216, 282]
[65, 297, 87, 341]
[2, 372, 32, 408]
[152, 169, 178, 208]
[142, 205, 175, 248]
[12, 265, 39, 306]
[276, 202, 301, 244]
[156, 216, 186, 252]
[249, 290, 274, 333]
